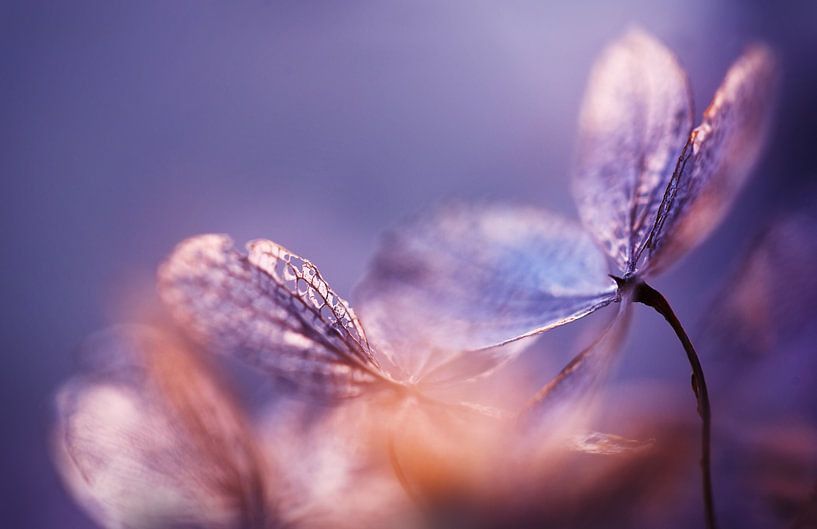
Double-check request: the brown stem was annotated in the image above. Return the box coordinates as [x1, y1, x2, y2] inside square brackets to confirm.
[633, 281, 718, 529]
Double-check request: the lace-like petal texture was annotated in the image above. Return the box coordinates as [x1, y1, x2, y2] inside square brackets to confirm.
[158, 234, 387, 398]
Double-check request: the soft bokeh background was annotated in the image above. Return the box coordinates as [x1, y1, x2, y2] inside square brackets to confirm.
[2, 1, 815, 527]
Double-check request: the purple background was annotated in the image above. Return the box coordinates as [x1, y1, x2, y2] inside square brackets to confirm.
[2, 1, 815, 527]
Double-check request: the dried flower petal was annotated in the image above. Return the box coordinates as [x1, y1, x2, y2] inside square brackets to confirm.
[158, 234, 390, 398]
[521, 304, 632, 436]
[573, 28, 693, 274]
[644, 45, 777, 272]
[356, 204, 617, 382]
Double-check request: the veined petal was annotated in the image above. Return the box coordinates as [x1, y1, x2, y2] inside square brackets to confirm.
[158, 234, 391, 399]
[643, 45, 777, 273]
[574, 28, 693, 274]
[355, 204, 618, 382]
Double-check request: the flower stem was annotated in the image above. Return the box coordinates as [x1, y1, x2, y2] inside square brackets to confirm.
[633, 281, 717, 529]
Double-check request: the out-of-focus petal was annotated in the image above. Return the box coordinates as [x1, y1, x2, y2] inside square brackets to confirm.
[573, 28, 693, 274]
[261, 398, 414, 529]
[707, 205, 817, 359]
[520, 304, 632, 437]
[387, 397, 511, 511]
[391, 385, 696, 529]
[570, 431, 655, 455]
[507, 413, 695, 529]
[158, 234, 392, 399]
[643, 45, 778, 273]
[355, 204, 618, 383]
[53, 326, 271, 529]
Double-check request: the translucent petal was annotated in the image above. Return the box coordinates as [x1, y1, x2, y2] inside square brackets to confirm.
[53, 326, 270, 529]
[416, 340, 534, 388]
[158, 234, 390, 399]
[643, 45, 777, 273]
[573, 28, 693, 274]
[355, 204, 618, 382]
[520, 304, 632, 435]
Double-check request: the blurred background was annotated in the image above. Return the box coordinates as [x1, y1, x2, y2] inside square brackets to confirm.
[2, 1, 815, 527]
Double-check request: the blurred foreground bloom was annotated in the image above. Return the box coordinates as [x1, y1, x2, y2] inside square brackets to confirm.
[53, 326, 272, 529]
[53, 323, 703, 529]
